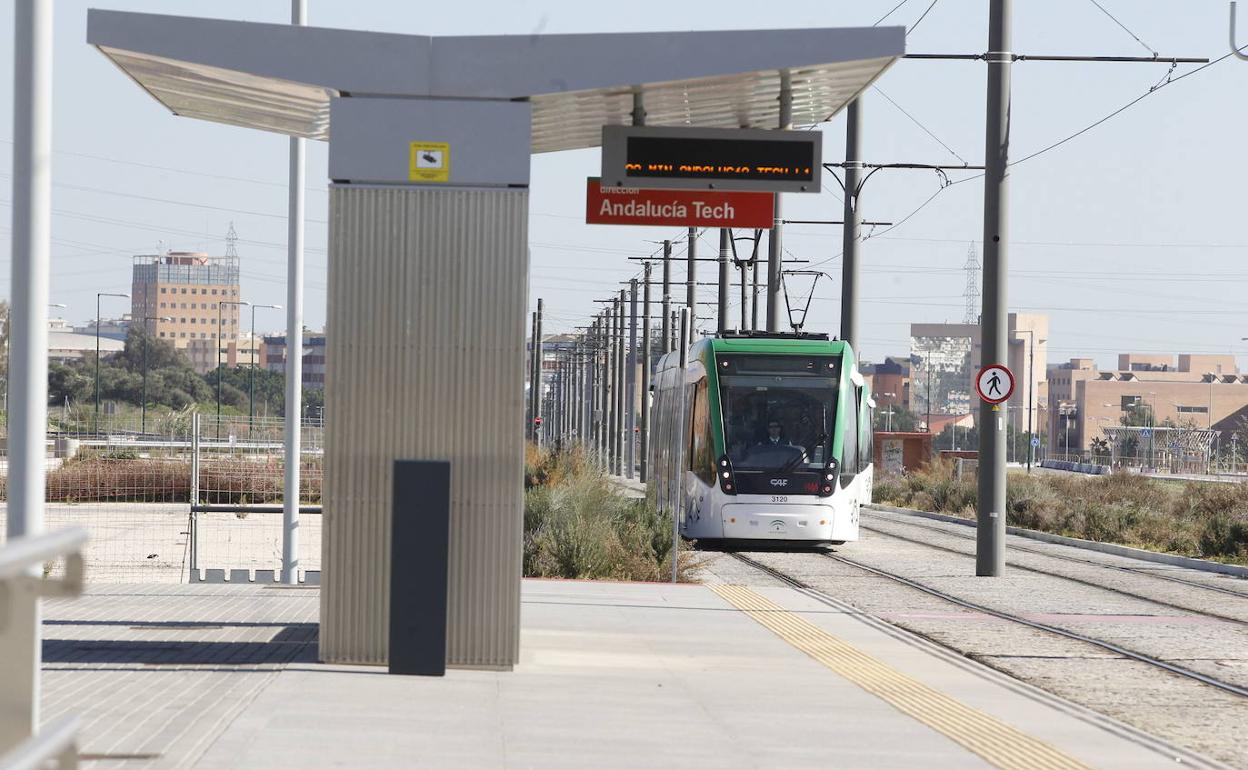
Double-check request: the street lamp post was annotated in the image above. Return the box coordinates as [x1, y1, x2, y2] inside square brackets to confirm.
[95, 292, 128, 434]
[217, 299, 248, 437]
[248, 303, 282, 427]
[140, 315, 172, 434]
[1015, 330, 1045, 473]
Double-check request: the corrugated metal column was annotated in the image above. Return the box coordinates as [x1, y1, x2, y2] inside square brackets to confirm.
[322, 186, 526, 668]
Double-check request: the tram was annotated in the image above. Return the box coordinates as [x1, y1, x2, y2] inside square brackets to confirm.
[649, 334, 873, 545]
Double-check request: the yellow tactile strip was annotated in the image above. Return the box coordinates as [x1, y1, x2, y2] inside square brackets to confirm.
[711, 584, 1094, 770]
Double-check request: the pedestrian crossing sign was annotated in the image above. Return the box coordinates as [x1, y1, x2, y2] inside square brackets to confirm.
[975, 364, 1015, 405]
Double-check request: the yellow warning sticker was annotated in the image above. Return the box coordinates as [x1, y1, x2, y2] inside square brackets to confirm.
[409, 142, 450, 183]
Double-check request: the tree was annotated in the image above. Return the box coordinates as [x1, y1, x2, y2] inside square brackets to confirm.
[1120, 402, 1154, 428]
[48, 326, 210, 413]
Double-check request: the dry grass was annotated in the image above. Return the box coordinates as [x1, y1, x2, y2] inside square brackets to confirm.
[873, 459, 1248, 564]
[37, 454, 323, 504]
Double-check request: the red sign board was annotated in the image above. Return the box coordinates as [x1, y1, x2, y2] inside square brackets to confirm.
[585, 178, 774, 229]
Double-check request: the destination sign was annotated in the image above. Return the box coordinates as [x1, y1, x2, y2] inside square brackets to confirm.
[601, 125, 822, 193]
[584, 178, 774, 228]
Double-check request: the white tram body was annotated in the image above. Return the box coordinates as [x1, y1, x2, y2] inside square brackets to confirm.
[649, 335, 873, 546]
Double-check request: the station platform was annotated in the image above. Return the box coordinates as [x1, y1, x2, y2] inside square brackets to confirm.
[42, 577, 1209, 769]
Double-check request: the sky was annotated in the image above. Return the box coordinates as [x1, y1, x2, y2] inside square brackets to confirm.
[0, 0, 1246, 370]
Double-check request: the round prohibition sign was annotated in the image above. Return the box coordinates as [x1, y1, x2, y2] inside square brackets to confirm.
[975, 364, 1015, 405]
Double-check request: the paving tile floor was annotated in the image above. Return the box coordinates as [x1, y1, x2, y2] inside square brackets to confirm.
[40, 579, 1224, 769]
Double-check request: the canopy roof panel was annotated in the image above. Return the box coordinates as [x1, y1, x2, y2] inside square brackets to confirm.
[88, 10, 904, 152]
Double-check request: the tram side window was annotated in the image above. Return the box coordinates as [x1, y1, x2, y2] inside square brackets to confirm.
[690, 378, 715, 483]
[841, 386, 860, 478]
[860, 396, 874, 470]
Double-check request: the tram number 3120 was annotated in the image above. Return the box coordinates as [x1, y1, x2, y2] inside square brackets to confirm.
[771, 496, 788, 503]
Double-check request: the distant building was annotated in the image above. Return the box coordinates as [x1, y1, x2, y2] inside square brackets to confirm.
[909, 313, 1047, 433]
[73, 316, 130, 342]
[862, 356, 911, 411]
[262, 332, 326, 389]
[131, 251, 241, 349]
[1049, 353, 1248, 453]
[48, 317, 124, 363]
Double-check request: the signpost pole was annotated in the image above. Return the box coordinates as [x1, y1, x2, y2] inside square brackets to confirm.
[976, 0, 1013, 578]
[686, 228, 697, 347]
[528, 310, 537, 441]
[739, 246, 748, 332]
[534, 298, 544, 446]
[616, 291, 626, 476]
[600, 313, 610, 465]
[640, 262, 652, 483]
[751, 254, 760, 332]
[673, 308, 690, 583]
[607, 304, 617, 472]
[840, 98, 862, 350]
[717, 229, 730, 333]
[627, 278, 638, 479]
[765, 71, 793, 332]
[661, 240, 672, 354]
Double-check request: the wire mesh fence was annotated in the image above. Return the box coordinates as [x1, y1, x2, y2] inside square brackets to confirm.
[0, 411, 324, 582]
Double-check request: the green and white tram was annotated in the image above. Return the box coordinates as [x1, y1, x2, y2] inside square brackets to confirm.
[649, 334, 873, 546]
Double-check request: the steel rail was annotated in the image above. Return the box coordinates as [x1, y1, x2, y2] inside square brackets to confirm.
[726, 550, 1248, 700]
[859, 521, 1248, 630]
[869, 510, 1248, 601]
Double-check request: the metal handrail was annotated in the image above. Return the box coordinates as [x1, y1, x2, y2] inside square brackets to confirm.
[0, 716, 80, 770]
[0, 529, 88, 582]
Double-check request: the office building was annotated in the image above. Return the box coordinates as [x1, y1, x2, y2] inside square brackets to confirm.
[1049, 353, 1248, 453]
[131, 251, 242, 349]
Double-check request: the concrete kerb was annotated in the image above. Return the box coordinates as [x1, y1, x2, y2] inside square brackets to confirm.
[866, 503, 1248, 579]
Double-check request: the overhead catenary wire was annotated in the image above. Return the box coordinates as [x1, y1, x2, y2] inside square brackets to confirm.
[1085, 0, 1157, 57]
[908, 0, 942, 36]
[871, 87, 968, 164]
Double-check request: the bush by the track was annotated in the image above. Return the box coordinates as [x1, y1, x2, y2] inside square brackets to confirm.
[873, 459, 1248, 564]
[524, 443, 695, 581]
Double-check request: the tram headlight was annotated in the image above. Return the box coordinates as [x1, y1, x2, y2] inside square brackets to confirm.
[819, 459, 838, 497]
[717, 454, 738, 496]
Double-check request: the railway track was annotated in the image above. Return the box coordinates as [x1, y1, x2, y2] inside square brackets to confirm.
[727, 550, 1248, 701]
[857, 518, 1248, 629]
[867, 507, 1248, 601]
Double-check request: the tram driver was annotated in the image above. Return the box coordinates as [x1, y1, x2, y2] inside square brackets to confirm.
[758, 420, 793, 447]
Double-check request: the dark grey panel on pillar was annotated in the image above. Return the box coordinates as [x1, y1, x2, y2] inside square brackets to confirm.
[323, 185, 526, 668]
[389, 460, 450, 676]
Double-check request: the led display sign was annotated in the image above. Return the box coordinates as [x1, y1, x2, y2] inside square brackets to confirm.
[601, 125, 822, 193]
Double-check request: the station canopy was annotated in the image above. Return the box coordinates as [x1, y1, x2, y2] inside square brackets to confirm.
[88, 10, 904, 153]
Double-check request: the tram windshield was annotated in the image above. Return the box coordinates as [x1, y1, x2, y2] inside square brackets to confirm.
[717, 355, 839, 472]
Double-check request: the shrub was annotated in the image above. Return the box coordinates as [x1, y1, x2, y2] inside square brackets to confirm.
[524, 442, 691, 581]
[869, 459, 1248, 565]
